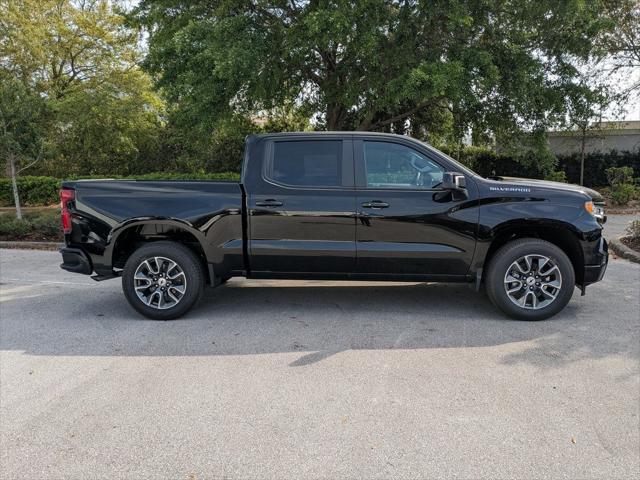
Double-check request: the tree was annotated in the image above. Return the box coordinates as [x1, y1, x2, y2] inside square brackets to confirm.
[596, 0, 639, 100]
[0, 72, 51, 218]
[133, 0, 623, 140]
[564, 84, 613, 186]
[0, 0, 164, 176]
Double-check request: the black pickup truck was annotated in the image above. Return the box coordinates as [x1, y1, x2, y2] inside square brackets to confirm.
[59, 132, 608, 320]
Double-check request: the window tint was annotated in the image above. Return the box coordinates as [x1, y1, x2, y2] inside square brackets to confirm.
[269, 141, 343, 187]
[364, 141, 444, 189]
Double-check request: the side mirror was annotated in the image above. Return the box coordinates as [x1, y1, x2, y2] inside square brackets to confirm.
[442, 172, 466, 190]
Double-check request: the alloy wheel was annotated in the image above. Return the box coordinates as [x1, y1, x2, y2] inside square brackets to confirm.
[503, 254, 562, 310]
[133, 256, 187, 310]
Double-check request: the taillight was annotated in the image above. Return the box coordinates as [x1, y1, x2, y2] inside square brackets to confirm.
[60, 188, 75, 234]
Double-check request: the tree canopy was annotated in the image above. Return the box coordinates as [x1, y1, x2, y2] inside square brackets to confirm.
[134, 0, 623, 141]
[0, 0, 163, 176]
[0, 0, 637, 182]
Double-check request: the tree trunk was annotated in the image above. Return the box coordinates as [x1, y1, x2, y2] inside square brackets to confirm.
[9, 153, 23, 219]
[579, 126, 586, 186]
[326, 103, 345, 130]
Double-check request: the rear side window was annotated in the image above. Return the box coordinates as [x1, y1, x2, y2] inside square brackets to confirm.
[267, 140, 344, 187]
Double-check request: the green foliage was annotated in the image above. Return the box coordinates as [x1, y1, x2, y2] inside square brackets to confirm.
[0, 209, 60, 240]
[0, 70, 51, 170]
[203, 116, 261, 173]
[0, 0, 635, 183]
[605, 166, 637, 205]
[558, 151, 640, 187]
[134, 0, 620, 140]
[0, 173, 241, 206]
[545, 171, 568, 183]
[0, 176, 60, 206]
[1, 0, 164, 177]
[28, 211, 61, 237]
[610, 183, 637, 205]
[626, 220, 640, 240]
[438, 145, 558, 179]
[437, 147, 639, 187]
[605, 166, 635, 186]
[0, 213, 33, 237]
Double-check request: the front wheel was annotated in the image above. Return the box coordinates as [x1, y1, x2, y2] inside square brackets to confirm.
[485, 238, 575, 321]
[122, 241, 205, 320]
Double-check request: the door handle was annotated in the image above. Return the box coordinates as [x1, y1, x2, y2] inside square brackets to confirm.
[361, 201, 389, 209]
[255, 199, 283, 207]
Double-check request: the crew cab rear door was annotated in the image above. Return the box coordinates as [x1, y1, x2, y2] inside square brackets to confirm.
[353, 137, 478, 277]
[246, 135, 356, 274]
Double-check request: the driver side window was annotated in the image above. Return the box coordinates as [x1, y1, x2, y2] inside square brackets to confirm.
[364, 141, 444, 189]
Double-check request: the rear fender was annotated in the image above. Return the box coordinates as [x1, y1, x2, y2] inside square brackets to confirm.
[104, 217, 207, 269]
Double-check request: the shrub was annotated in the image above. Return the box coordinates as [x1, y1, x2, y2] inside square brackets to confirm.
[545, 171, 567, 183]
[610, 183, 637, 205]
[557, 151, 640, 187]
[0, 209, 61, 240]
[0, 214, 33, 238]
[0, 176, 61, 206]
[604, 166, 637, 206]
[605, 166, 634, 187]
[625, 220, 640, 240]
[29, 211, 62, 237]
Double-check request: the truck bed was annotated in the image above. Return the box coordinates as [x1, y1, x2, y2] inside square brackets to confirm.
[63, 180, 243, 225]
[62, 179, 245, 278]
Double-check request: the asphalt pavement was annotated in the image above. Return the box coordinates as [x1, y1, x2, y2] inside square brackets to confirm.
[1, 215, 638, 479]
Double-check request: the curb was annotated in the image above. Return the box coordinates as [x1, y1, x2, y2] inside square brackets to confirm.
[609, 236, 640, 264]
[0, 241, 62, 251]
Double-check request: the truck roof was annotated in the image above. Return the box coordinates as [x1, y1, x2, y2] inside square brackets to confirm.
[248, 131, 424, 140]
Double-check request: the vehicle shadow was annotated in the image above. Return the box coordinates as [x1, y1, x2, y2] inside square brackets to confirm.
[2, 278, 637, 367]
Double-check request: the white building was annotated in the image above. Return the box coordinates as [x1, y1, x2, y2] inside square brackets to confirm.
[547, 120, 640, 156]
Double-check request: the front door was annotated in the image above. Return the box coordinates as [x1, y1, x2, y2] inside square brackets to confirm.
[354, 138, 478, 276]
[248, 137, 357, 274]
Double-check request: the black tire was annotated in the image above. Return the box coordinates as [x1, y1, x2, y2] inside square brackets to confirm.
[122, 241, 205, 320]
[485, 238, 575, 321]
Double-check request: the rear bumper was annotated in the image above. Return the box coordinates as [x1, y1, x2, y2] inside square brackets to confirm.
[583, 238, 608, 285]
[60, 247, 93, 275]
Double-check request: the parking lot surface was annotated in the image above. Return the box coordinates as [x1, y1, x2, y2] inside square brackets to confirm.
[1, 219, 639, 479]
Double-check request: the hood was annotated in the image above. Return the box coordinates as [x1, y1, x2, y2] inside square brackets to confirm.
[490, 176, 604, 203]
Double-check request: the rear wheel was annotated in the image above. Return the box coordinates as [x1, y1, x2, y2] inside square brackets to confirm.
[485, 238, 575, 321]
[122, 241, 205, 320]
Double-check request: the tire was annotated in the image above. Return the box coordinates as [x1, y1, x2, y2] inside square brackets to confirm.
[485, 238, 575, 321]
[122, 241, 205, 320]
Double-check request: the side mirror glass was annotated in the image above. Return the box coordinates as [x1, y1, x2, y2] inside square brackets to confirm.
[442, 172, 466, 190]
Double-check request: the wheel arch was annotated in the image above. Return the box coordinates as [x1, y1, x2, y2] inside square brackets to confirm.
[108, 218, 211, 283]
[482, 220, 585, 286]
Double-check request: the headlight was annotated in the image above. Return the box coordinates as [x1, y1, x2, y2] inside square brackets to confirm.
[593, 204, 605, 219]
[585, 201, 605, 221]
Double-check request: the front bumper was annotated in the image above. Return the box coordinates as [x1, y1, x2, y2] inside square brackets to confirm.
[60, 247, 93, 275]
[583, 237, 608, 285]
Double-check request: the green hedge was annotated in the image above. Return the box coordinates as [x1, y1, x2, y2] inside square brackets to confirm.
[557, 151, 640, 187]
[0, 176, 60, 207]
[442, 147, 639, 187]
[2, 149, 638, 206]
[0, 172, 241, 206]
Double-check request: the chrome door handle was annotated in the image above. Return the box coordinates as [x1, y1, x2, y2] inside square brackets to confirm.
[361, 201, 389, 209]
[255, 199, 283, 207]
